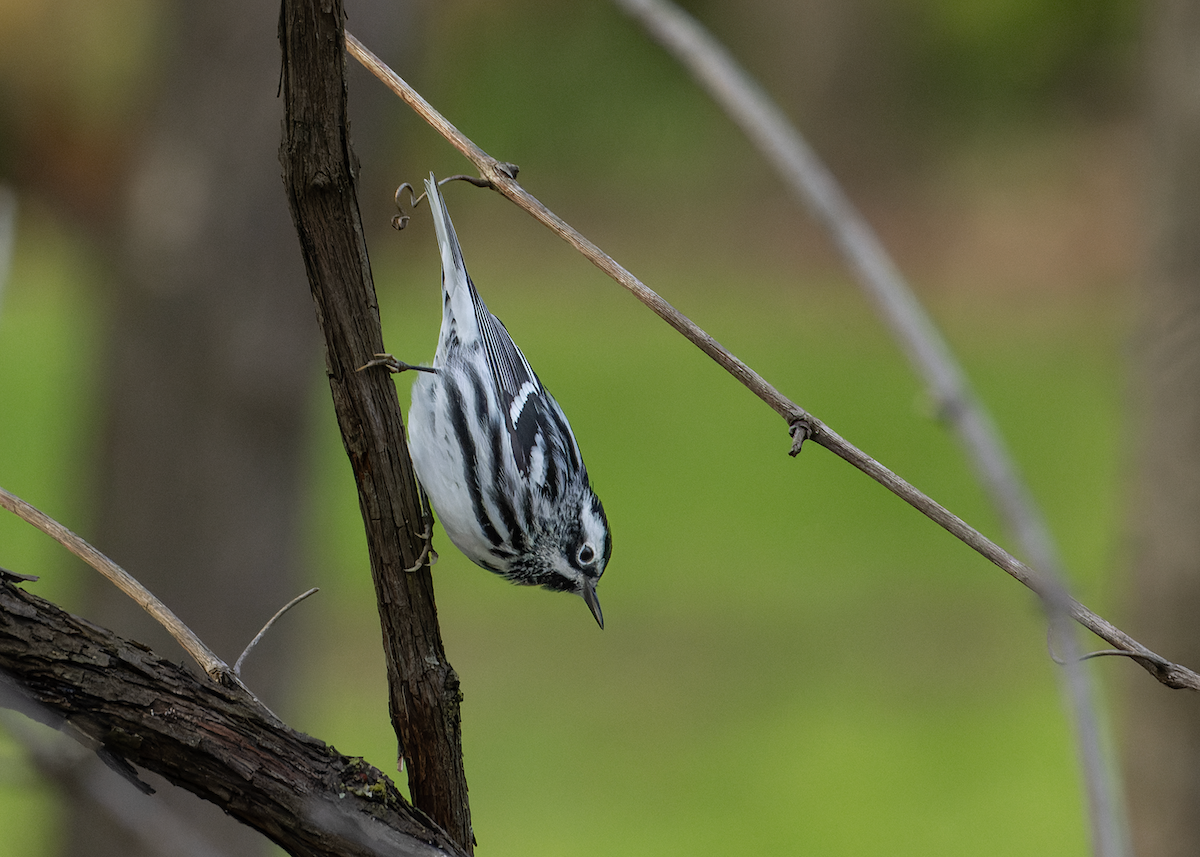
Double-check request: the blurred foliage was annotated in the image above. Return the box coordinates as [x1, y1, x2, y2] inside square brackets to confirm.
[0, 0, 1142, 209]
[0, 208, 104, 609]
[403, 0, 1140, 192]
[908, 0, 1139, 126]
[416, 1, 734, 191]
[0, 0, 165, 214]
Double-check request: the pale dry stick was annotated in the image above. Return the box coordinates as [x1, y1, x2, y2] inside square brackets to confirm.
[342, 33, 1200, 694]
[0, 485, 232, 685]
[606, 3, 1123, 855]
[234, 587, 320, 677]
[346, 32, 792, 416]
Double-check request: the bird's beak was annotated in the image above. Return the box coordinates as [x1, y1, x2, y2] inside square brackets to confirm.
[582, 580, 604, 630]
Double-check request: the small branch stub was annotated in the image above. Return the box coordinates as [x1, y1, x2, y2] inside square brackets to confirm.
[789, 418, 812, 456]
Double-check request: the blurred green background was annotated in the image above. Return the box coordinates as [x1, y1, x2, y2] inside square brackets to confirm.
[0, 0, 1141, 855]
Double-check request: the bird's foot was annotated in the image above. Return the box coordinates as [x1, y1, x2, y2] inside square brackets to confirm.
[357, 353, 436, 374]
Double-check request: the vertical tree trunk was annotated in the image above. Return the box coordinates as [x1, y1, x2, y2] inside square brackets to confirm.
[1126, 3, 1200, 856]
[278, 2, 474, 849]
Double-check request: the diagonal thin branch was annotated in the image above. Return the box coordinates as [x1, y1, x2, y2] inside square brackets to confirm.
[606, 3, 1126, 856]
[0, 485, 236, 687]
[342, 33, 1200, 696]
[345, 32, 797, 422]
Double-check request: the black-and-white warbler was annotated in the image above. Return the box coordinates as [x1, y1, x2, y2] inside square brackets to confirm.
[369, 173, 611, 628]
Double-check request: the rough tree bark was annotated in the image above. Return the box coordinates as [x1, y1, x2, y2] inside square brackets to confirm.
[278, 0, 474, 851]
[1125, 2, 1200, 855]
[0, 579, 467, 857]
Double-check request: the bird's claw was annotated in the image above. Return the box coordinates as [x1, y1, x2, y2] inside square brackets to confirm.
[357, 353, 436, 374]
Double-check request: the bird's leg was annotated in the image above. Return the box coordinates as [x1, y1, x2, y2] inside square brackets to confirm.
[358, 353, 437, 571]
[357, 353, 437, 374]
[403, 484, 439, 573]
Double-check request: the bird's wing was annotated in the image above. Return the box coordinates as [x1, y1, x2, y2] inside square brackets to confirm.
[425, 173, 551, 477]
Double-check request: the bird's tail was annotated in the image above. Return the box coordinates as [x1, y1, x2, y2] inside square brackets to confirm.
[424, 173, 478, 335]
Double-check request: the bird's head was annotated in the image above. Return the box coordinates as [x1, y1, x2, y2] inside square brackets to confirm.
[512, 486, 611, 628]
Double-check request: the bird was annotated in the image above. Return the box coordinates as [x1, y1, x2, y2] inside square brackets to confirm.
[366, 173, 611, 628]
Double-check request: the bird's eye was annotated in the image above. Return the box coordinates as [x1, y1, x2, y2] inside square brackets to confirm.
[578, 544, 595, 566]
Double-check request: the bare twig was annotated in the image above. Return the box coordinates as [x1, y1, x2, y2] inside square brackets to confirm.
[345, 32, 798, 419]
[606, 3, 1126, 856]
[342, 33, 1200, 696]
[0, 486, 235, 686]
[234, 587, 319, 677]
